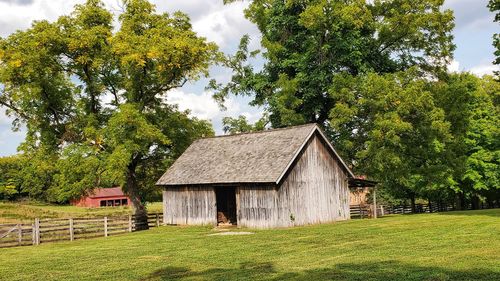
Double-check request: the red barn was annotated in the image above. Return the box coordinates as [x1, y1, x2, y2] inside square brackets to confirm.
[71, 187, 131, 208]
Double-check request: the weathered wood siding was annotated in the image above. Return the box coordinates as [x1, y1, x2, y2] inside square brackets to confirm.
[237, 185, 278, 228]
[277, 133, 350, 226]
[238, 133, 350, 228]
[163, 186, 216, 225]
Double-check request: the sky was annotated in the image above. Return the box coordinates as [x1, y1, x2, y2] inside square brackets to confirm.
[0, 0, 498, 156]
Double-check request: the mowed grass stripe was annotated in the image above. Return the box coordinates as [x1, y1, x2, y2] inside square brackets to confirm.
[0, 209, 499, 281]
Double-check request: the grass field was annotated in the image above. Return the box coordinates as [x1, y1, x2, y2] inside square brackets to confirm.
[0, 209, 499, 281]
[0, 201, 163, 223]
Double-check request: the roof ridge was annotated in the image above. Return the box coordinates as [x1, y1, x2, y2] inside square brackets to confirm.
[198, 123, 318, 140]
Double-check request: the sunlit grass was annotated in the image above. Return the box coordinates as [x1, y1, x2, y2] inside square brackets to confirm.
[0, 209, 498, 281]
[0, 201, 163, 223]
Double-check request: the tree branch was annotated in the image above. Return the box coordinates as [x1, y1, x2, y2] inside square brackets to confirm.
[0, 99, 29, 120]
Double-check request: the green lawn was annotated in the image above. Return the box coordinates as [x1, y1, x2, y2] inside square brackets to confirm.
[0, 209, 499, 281]
[0, 201, 163, 223]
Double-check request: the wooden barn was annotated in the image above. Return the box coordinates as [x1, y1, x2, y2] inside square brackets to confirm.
[156, 123, 372, 228]
[70, 187, 131, 208]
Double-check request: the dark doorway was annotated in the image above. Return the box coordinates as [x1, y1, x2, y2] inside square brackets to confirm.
[215, 187, 237, 225]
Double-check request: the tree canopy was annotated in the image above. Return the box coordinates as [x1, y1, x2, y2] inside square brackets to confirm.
[214, 0, 455, 126]
[214, 0, 499, 209]
[0, 0, 217, 224]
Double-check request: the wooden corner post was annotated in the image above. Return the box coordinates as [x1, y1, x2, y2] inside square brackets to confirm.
[373, 186, 377, 219]
[17, 224, 22, 246]
[69, 218, 74, 241]
[104, 217, 108, 237]
[33, 218, 40, 245]
[128, 214, 132, 232]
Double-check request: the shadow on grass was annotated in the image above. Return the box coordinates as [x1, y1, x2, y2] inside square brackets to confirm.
[436, 208, 500, 217]
[141, 260, 499, 281]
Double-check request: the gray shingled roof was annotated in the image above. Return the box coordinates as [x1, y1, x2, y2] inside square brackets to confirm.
[156, 123, 353, 186]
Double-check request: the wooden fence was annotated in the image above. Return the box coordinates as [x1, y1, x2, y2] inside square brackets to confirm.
[383, 203, 456, 214]
[0, 213, 163, 248]
[349, 204, 385, 218]
[350, 202, 495, 218]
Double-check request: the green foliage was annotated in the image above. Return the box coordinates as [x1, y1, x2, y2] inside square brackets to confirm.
[217, 0, 498, 207]
[434, 74, 499, 201]
[222, 114, 268, 134]
[213, 0, 455, 126]
[0, 156, 22, 200]
[0, 0, 217, 209]
[328, 69, 451, 201]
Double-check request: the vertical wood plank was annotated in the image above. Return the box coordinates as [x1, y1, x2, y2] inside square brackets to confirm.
[162, 190, 168, 225]
[235, 187, 240, 228]
[34, 218, 40, 245]
[128, 215, 132, 232]
[104, 217, 108, 237]
[373, 186, 377, 219]
[156, 213, 160, 227]
[69, 218, 74, 241]
[17, 224, 22, 246]
[32, 222, 35, 246]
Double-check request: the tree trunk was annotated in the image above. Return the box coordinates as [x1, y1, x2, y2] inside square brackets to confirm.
[126, 163, 149, 231]
[471, 195, 480, 210]
[410, 194, 416, 214]
[456, 192, 466, 210]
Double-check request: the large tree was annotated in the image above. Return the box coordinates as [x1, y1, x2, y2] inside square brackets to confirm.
[0, 0, 217, 226]
[214, 0, 455, 126]
[329, 69, 452, 211]
[213, 0, 462, 208]
[433, 74, 499, 208]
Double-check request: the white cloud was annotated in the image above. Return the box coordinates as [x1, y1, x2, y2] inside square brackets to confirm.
[191, 1, 259, 50]
[447, 59, 461, 73]
[0, 0, 79, 37]
[469, 63, 499, 76]
[444, 0, 494, 31]
[165, 89, 263, 134]
[166, 89, 241, 121]
[150, 0, 260, 51]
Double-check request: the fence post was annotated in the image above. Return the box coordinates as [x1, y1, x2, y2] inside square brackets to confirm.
[380, 205, 384, 217]
[34, 218, 40, 245]
[104, 217, 108, 237]
[32, 223, 35, 245]
[156, 213, 160, 227]
[128, 215, 132, 232]
[17, 224, 22, 246]
[69, 218, 74, 241]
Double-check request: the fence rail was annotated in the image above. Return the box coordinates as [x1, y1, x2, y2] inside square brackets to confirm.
[349, 204, 385, 218]
[383, 203, 456, 215]
[0, 213, 164, 248]
[350, 202, 496, 219]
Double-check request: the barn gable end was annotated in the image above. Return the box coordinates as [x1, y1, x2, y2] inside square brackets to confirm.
[277, 132, 350, 225]
[237, 132, 350, 228]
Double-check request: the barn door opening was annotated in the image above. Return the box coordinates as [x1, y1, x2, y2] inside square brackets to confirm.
[215, 187, 237, 226]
